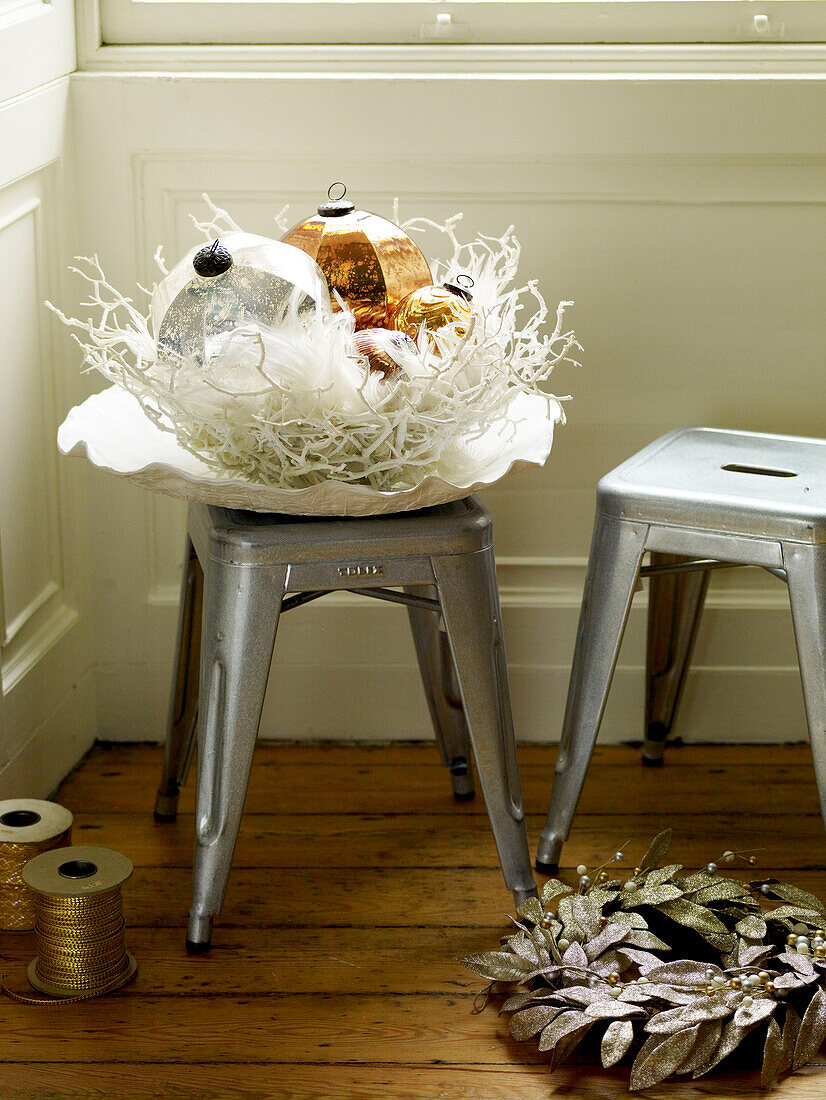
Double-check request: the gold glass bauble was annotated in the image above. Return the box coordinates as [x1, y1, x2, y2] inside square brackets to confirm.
[353, 328, 417, 380]
[390, 276, 474, 342]
[282, 184, 432, 331]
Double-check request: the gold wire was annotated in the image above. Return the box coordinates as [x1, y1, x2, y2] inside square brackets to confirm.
[0, 829, 72, 931]
[1, 884, 134, 1005]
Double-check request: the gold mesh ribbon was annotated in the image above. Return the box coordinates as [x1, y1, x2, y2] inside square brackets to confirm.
[0, 829, 71, 931]
[1, 886, 134, 1005]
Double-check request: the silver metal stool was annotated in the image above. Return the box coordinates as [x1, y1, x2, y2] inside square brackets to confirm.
[154, 497, 537, 951]
[537, 427, 826, 872]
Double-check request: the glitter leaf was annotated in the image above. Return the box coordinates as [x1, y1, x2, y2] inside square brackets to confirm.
[601, 1019, 634, 1067]
[759, 882, 826, 914]
[762, 1017, 783, 1089]
[638, 830, 673, 873]
[780, 1006, 801, 1073]
[584, 1000, 645, 1021]
[621, 883, 683, 908]
[644, 993, 738, 1033]
[676, 1019, 723, 1075]
[509, 1004, 561, 1040]
[460, 951, 533, 982]
[692, 1016, 752, 1077]
[793, 987, 826, 1070]
[561, 941, 588, 970]
[516, 896, 543, 925]
[733, 996, 777, 1028]
[540, 878, 572, 907]
[584, 917, 636, 961]
[537, 1009, 592, 1052]
[630, 1027, 697, 1090]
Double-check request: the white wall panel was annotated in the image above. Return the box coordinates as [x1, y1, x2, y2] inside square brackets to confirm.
[0, 56, 96, 794]
[67, 74, 826, 745]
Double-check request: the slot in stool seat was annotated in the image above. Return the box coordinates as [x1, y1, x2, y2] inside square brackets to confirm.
[536, 427, 826, 872]
[154, 497, 537, 951]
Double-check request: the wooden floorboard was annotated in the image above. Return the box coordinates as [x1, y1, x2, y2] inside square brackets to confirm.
[1, 742, 824, 1098]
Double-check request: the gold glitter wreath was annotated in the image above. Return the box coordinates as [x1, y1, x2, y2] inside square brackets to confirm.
[462, 830, 826, 1090]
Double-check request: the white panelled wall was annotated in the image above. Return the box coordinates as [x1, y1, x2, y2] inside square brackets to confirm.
[57, 74, 823, 747]
[0, 2, 96, 796]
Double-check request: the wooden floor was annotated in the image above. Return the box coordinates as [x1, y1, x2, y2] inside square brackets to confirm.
[1, 741, 825, 1098]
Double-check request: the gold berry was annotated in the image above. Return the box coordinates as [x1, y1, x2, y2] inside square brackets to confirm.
[765, 981, 775, 994]
[608, 972, 621, 986]
[758, 971, 771, 981]
[786, 933, 798, 946]
[729, 977, 742, 990]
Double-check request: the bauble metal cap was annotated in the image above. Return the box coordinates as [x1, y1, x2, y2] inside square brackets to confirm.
[316, 182, 355, 218]
[193, 239, 233, 278]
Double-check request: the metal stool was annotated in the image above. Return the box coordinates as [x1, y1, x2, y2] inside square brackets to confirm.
[536, 427, 826, 872]
[154, 497, 537, 951]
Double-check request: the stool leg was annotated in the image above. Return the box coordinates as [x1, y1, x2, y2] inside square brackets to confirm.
[536, 516, 648, 873]
[155, 537, 204, 822]
[644, 553, 709, 766]
[187, 559, 287, 953]
[432, 547, 536, 906]
[784, 542, 826, 831]
[406, 586, 475, 801]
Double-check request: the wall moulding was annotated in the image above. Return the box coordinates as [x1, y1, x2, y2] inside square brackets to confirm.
[76, 42, 826, 77]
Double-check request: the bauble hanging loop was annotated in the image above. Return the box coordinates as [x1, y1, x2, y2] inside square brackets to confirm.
[282, 184, 433, 330]
[316, 182, 356, 219]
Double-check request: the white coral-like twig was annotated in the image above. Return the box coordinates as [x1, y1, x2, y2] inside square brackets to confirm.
[48, 200, 580, 491]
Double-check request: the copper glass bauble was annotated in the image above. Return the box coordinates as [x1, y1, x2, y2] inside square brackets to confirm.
[353, 328, 418, 380]
[282, 184, 432, 331]
[151, 232, 331, 367]
[390, 276, 474, 342]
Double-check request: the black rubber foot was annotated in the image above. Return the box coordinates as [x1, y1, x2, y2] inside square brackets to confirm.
[153, 810, 178, 823]
[453, 789, 476, 803]
[641, 755, 664, 768]
[186, 939, 211, 955]
[535, 859, 559, 875]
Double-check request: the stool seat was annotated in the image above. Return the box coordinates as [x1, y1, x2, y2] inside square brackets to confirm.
[155, 497, 537, 951]
[601, 427, 826, 541]
[537, 427, 826, 872]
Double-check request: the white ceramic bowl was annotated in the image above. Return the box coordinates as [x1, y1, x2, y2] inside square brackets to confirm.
[58, 385, 560, 516]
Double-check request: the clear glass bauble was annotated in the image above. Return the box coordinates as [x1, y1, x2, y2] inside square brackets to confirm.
[151, 232, 331, 367]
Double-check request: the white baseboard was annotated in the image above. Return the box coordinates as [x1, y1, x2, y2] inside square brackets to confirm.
[0, 671, 96, 798]
[94, 567, 809, 745]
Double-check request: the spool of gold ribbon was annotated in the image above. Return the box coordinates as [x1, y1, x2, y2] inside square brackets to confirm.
[0, 800, 73, 931]
[2, 845, 138, 1004]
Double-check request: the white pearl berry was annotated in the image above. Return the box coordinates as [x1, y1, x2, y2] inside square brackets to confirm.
[576, 865, 587, 876]
[706, 863, 718, 875]
[613, 852, 624, 862]
[742, 995, 754, 1008]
